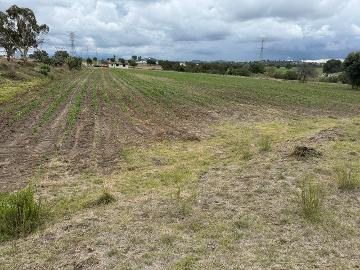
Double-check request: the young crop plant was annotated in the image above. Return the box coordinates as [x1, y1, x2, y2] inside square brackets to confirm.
[0, 186, 45, 241]
[335, 164, 360, 191]
[66, 80, 89, 129]
[298, 177, 323, 222]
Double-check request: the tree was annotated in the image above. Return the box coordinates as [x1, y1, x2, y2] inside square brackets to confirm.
[128, 59, 137, 67]
[92, 57, 97, 63]
[249, 62, 265, 74]
[66, 56, 82, 70]
[30, 49, 48, 62]
[53, 50, 69, 66]
[343, 51, 360, 89]
[323, 59, 342, 74]
[0, 11, 17, 61]
[1, 5, 49, 59]
[86, 57, 93, 66]
[119, 58, 125, 64]
[298, 63, 316, 82]
[131, 55, 137, 61]
[147, 58, 157, 66]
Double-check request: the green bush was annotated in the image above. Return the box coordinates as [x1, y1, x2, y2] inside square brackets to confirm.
[66, 57, 83, 71]
[0, 186, 44, 241]
[39, 64, 50, 75]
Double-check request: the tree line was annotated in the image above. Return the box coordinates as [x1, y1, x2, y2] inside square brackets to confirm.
[159, 54, 360, 88]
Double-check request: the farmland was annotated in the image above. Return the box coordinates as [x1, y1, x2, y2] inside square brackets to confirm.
[1, 68, 360, 269]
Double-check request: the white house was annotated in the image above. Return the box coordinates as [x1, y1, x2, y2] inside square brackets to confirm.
[108, 62, 129, 69]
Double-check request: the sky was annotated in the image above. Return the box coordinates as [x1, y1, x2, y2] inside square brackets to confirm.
[1, 0, 360, 61]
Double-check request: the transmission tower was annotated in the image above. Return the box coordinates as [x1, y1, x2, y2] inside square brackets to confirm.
[260, 38, 265, 61]
[69, 32, 76, 56]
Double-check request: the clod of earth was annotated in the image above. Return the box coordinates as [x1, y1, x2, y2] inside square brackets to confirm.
[291, 146, 322, 159]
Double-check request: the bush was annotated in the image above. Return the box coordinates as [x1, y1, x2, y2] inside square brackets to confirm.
[0, 186, 44, 241]
[335, 165, 360, 191]
[249, 62, 266, 74]
[39, 64, 50, 75]
[230, 66, 251, 77]
[343, 51, 360, 88]
[66, 57, 83, 70]
[299, 178, 322, 222]
[284, 70, 298, 80]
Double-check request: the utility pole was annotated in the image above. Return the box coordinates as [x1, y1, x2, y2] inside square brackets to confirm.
[260, 38, 265, 61]
[69, 32, 76, 56]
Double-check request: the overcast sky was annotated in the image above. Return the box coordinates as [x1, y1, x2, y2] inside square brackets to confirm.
[1, 0, 359, 61]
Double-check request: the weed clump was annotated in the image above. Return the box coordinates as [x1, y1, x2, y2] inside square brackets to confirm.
[0, 186, 44, 241]
[258, 136, 272, 152]
[299, 177, 323, 222]
[84, 190, 116, 208]
[335, 165, 360, 191]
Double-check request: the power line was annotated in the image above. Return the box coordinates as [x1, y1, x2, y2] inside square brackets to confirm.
[260, 38, 265, 61]
[69, 32, 76, 56]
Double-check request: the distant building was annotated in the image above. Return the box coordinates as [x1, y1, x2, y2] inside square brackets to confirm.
[108, 61, 129, 69]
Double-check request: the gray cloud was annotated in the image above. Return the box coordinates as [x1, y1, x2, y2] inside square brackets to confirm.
[0, 0, 359, 60]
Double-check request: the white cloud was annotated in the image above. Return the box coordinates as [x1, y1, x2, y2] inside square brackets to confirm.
[0, 0, 358, 60]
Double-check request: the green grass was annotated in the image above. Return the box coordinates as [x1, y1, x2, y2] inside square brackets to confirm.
[122, 69, 360, 113]
[299, 177, 323, 222]
[66, 79, 89, 129]
[335, 165, 360, 191]
[0, 186, 44, 241]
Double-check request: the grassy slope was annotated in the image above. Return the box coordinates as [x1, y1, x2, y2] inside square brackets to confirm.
[0, 69, 360, 269]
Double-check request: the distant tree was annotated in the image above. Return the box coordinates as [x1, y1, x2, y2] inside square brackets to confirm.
[30, 50, 48, 62]
[131, 55, 137, 61]
[285, 62, 293, 69]
[249, 62, 266, 74]
[323, 59, 342, 74]
[0, 5, 49, 59]
[147, 58, 157, 66]
[53, 50, 69, 66]
[110, 55, 116, 62]
[92, 57, 97, 63]
[86, 57, 93, 66]
[343, 51, 360, 89]
[298, 63, 316, 82]
[128, 59, 137, 67]
[119, 58, 125, 64]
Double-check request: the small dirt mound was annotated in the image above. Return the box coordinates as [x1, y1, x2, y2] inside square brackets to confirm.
[291, 146, 322, 159]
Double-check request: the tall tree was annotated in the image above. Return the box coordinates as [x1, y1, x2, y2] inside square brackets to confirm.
[343, 51, 360, 89]
[2, 5, 49, 59]
[0, 11, 16, 61]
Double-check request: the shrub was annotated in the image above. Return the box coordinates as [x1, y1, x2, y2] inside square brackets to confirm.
[335, 165, 360, 191]
[230, 66, 251, 77]
[284, 70, 299, 80]
[249, 62, 266, 74]
[299, 177, 322, 222]
[0, 186, 44, 241]
[39, 64, 50, 75]
[66, 57, 83, 70]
